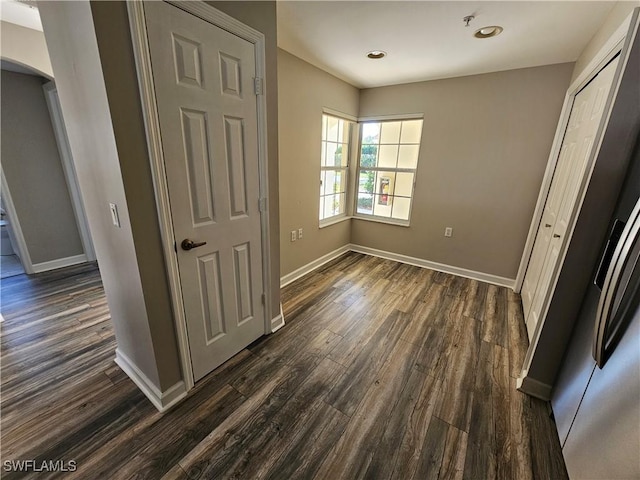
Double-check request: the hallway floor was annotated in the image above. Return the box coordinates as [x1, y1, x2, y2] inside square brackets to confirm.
[0, 253, 567, 479]
[1, 254, 24, 279]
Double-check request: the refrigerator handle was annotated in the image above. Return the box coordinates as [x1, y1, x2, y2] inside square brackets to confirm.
[594, 219, 626, 289]
[593, 198, 640, 367]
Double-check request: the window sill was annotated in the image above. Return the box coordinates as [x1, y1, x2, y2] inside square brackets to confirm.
[319, 215, 352, 229]
[352, 215, 411, 227]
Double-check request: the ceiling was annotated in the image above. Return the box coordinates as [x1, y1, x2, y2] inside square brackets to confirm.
[0, 0, 42, 31]
[277, 1, 616, 88]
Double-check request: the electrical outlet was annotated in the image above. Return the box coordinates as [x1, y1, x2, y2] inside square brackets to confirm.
[298, 228, 303, 239]
[444, 227, 453, 237]
[290, 230, 297, 242]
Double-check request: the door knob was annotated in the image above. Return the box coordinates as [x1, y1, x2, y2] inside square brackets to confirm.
[553, 234, 561, 238]
[181, 239, 207, 251]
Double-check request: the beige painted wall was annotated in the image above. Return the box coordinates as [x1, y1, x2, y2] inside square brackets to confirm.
[38, 1, 168, 390]
[1, 70, 84, 264]
[278, 49, 359, 276]
[0, 21, 53, 78]
[571, 2, 639, 83]
[354, 63, 574, 280]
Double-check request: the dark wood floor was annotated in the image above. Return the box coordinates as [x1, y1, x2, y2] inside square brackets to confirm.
[0, 253, 568, 479]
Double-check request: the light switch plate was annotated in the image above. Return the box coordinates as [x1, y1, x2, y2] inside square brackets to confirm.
[109, 203, 121, 228]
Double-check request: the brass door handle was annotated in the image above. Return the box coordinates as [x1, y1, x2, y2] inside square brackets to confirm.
[181, 239, 207, 251]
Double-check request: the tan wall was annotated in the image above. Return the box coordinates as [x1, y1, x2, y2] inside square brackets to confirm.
[38, 1, 165, 389]
[1, 70, 84, 264]
[0, 21, 53, 78]
[354, 63, 574, 280]
[278, 49, 359, 276]
[571, 2, 640, 83]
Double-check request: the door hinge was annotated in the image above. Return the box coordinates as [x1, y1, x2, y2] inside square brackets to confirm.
[261, 293, 266, 305]
[258, 197, 267, 212]
[254, 77, 263, 95]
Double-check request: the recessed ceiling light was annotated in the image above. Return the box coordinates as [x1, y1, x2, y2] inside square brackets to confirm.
[367, 50, 386, 59]
[474, 26, 503, 39]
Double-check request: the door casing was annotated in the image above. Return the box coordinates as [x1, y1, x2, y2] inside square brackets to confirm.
[128, 0, 274, 392]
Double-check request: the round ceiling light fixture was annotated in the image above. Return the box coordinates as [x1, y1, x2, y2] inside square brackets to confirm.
[474, 26, 503, 39]
[367, 50, 387, 59]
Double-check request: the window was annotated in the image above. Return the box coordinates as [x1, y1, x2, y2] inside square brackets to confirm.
[356, 118, 423, 223]
[319, 114, 352, 222]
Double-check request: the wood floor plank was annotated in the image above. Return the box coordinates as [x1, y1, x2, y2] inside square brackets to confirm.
[414, 415, 449, 479]
[482, 285, 509, 348]
[435, 314, 482, 432]
[462, 340, 496, 480]
[438, 423, 468, 480]
[493, 344, 513, 480]
[390, 373, 441, 480]
[510, 377, 534, 480]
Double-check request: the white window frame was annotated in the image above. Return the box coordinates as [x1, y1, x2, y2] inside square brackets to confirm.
[319, 110, 356, 227]
[354, 114, 424, 226]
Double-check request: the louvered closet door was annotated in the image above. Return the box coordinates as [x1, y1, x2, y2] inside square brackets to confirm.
[144, 1, 265, 381]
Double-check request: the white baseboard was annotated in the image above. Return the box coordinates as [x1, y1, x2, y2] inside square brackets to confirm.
[32, 254, 88, 274]
[280, 244, 351, 287]
[270, 303, 285, 333]
[115, 348, 187, 413]
[280, 243, 516, 291]
[516, 369, 553, 401]
[350, 244, 516, 289]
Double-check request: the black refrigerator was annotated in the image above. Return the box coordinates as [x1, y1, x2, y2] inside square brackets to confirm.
[551, 134, 640, 478]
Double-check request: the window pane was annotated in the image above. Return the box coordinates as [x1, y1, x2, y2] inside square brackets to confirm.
[362, 122, 380, 144]
[380, 121, 401, 144]
[357, 193, 373, 214]
[338, 192, 346, 215]
[373, 194, 392, 218]
[334, 143, 349, 167]
[378, 145, 399, 168]
[323, 194, 339, 217]
[398, 144, 420, 168]
[320, 141, 327, 166]
[400, 119, 423, 144]
[327, 116, 339, 142]
[325, 142, 339, 167]
[358, 170, 375, 194]
[392, 196, 411, 220]
[322, 170, 334, 195]
[395, 172, 414, 197]
[337, 119, 345, 143]
[376, 171, 395, 199]
[360, 145, 377, 167]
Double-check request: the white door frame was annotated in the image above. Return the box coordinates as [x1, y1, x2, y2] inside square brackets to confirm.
[514, 11, 638, 294]
[127, 0, 273, 391]
[42, 81, 96, 262]
[516, 9, 639, 399]
[1, 168, 35, 274]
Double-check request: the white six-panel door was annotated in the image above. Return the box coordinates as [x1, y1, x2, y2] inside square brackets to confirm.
[522, 56, 620, 340]
[144, 1, 265, 381]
